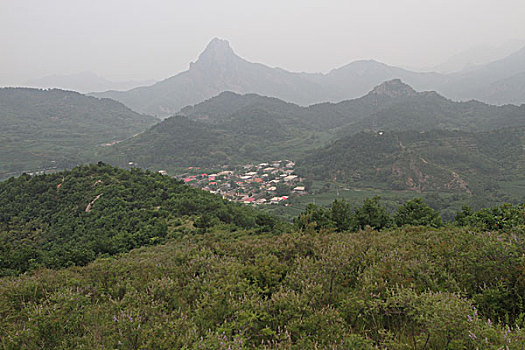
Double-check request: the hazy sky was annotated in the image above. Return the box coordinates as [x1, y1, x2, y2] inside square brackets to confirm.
[1, 0, 525, 85]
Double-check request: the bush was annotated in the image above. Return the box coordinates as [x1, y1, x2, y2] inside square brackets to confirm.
[394, 198, 442, 227]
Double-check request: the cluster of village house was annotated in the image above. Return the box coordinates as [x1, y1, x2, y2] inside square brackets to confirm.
[172, 160, 307, 205]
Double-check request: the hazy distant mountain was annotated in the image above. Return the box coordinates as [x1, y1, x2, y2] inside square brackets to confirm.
[183, 80, 524, 133]
[92, 38, 451, 116]
[442, 47, 525, 104]
[318, 60, 444, 99]
[0, 88, 158, 178]
[26, 71, 155, 93]
[93, 39, 328, 116]
[98, 80, 525, 172]
[473, 72, 525, 105]
[426, 41, 525, 74]
[93, 38, 525, 116]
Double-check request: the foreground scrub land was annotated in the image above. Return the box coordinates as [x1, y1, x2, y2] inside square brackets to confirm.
[1, 227, 525, 348]
[1, 165, 524, 349]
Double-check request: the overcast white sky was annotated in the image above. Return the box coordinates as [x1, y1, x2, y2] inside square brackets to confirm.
[1, 0, 524, 85]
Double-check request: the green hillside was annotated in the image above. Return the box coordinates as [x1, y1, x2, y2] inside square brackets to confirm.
[0, 88, 158, 179]
[1, 163, 524, 348]
[1, 221, 524, 348]
[0, 163, 279, 276]
[97, 113, 329, 171]
[297, 128, 525, 196]
[99, 81, 525, 174]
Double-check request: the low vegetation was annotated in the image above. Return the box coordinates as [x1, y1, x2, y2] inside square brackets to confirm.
[1, 165, 524, 348]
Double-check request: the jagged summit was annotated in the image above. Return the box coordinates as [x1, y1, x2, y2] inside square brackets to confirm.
[92, 39, 525, 116]
[191, 38, 239, 69]
[369, 79, 417, 97]
[202, 38, 234, 55]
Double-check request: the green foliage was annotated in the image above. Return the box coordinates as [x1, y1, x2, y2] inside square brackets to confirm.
[298, 127, 525, 197]
[354, 196, 391, 230]
[1, 226, 524, 348]
[394, 198, 442, 227]
[294, 203, 332, 231]
[0, 88, 157, 178]
[295, 197, 392, 232]
[330, 199, 354, 232]
[455, 205, 474, 226]
[0, 163, 281, 276]
[455, 203, 525, 230]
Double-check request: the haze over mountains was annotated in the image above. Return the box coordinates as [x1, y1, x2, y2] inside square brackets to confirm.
[93, 38, 525, 117]
[422, 40, 525, 74]
[0, 88, 158, 178]
[25, 71, 156, 94]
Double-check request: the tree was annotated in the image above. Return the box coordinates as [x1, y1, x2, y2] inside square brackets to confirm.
[275, 183, 291, 196]
[330, 199, 354, 232]
[394, 198, 442, 227]
[454, 205, 473, 226]
[294, 203, 332, 231]
[354, 196, 390, 230]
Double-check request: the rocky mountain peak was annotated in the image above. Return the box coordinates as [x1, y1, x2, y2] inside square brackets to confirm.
[191, 38, 239, 70]
[370, 79, 417, 97]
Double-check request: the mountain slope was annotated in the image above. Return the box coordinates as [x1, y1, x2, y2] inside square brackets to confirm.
[97, 112, 320, 170]
[93, 39, 525, 116]
[472, 72, 525, 105]
[99, 80, 525, 171]
[0, 88, 158, 178]
[25, 71, 156, 93]
[0, 163, 278, 276]
[442, 46, 525, 103]
[297, 127, 525, 194]
[338, 85, 522, 134]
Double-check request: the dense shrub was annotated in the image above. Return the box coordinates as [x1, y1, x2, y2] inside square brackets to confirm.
[0, 163, 282, 276]
[1, 226, 524, 348]
[394, 198, 442, 227]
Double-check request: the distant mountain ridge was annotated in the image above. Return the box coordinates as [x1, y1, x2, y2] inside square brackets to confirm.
[0, 88, 158, 178]
[26, 71, 155, 93]
[98, 80, 525, 176]
[181, 79, 525, 133]
[93, 38, 525, 116]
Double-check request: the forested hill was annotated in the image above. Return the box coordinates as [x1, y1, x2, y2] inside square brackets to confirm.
[0, 88, 158, 178]
[297, 127, 525, 196]
[99, 80, 525, 171]
[182, 80, 525, 133]
[96, 113, 324, 170]
[334, 85, 525, 135]
[0, 163, 279, 276]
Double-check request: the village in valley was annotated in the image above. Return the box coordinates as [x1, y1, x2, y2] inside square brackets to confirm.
[170, 160, 309, 205]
